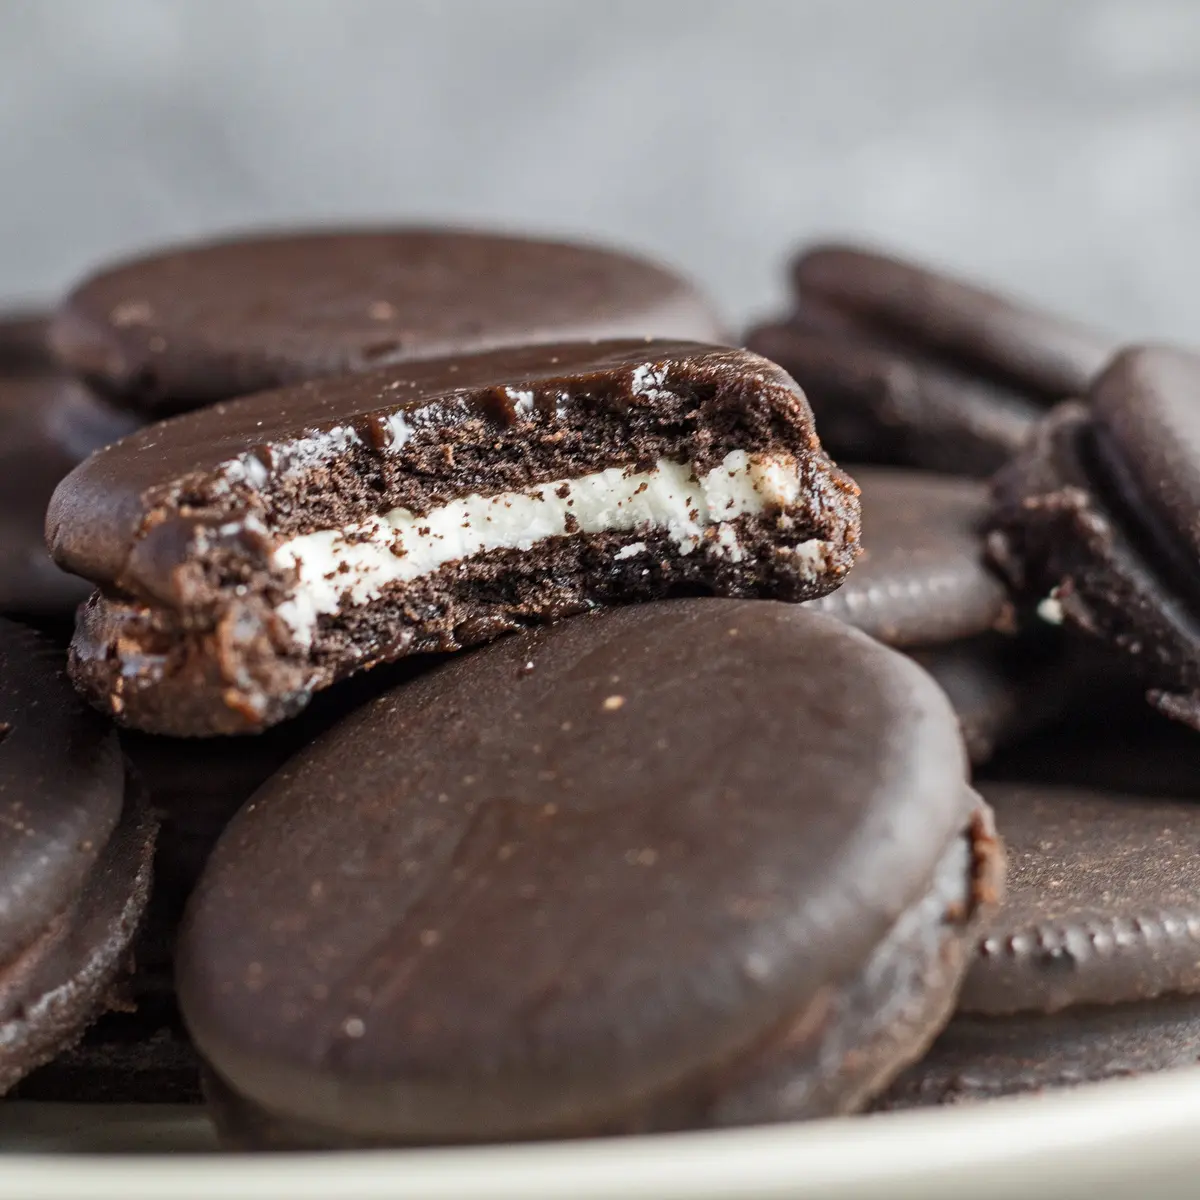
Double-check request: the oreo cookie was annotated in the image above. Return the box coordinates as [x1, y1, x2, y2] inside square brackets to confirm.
[50, 229, 725, 416]
[48, 340, 861, 736]
[177, 602, 999, 1146]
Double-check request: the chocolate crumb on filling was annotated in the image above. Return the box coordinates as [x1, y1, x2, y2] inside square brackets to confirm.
[52, 342, 860, 734]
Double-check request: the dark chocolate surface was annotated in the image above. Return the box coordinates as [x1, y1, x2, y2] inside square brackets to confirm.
[50, 229, 725, 414]
[745, 318, 1039, 477]
[984, 702, 1200, 798]
[178, 601, 993, 1142]
[966, 783, 1200, 1015]
[1089, 347, 1200, 567]
[877, 997, 1200, 1109]
[0, 313, 56, 375]
[910, 636, 1107, 768]
[50, 340, 861, 736]
[791, 243, 1116, 399]
[0, 793, 155, 1094]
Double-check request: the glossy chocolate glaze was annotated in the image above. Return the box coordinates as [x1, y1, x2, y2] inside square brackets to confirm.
[50, 341, 861, 735]
[178, 601, 997, 1144]
[792, 243, 1116, 400]
[50, 229, 725, 415]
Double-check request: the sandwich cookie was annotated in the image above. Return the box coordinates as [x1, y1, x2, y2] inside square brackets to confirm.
[0, 617, 155, 1093]
[987, 346, 1200, 732]
[48, 340, 861, 736]
[0, 315, 139, 617]
[177, 601, 1000, 1147]
[881, 782, 1200, 1106]
[746, 243, 1115, 476]
[803, 467, 1076, 762]
[49, 228, 725, 416]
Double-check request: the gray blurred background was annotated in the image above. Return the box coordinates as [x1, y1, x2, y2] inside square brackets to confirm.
[2, 0, 1199, 339]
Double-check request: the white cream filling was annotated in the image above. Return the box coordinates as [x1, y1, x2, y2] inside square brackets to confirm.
[272, 449, 808, 644]
[1037, 595, 1065, 625]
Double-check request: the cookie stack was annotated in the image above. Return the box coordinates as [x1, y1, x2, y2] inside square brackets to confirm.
[0, 225, 1193, 1146]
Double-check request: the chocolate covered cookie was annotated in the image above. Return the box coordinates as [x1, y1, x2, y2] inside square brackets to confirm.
[882, 782, 1200, 1106]
[50, 229, 725, 415]
[49, 340, 861, 736]
[747, 243, 1115, 476]
[177, 601, 999, 1147]
[0, 617, 155, 1093]
[987, 346, 1200, 731]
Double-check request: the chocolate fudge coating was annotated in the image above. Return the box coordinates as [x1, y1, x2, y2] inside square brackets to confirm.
[745, 243, 1116, 477]
[50, 229, 725, 415]
[877, 998, 1200, 1109]
[178, 602, 998, 1145]
[792, 243, 1116, 399]
[49, 340, 861, 735]
[746, 317, 1040, 477]
[0, 312, 56, 374]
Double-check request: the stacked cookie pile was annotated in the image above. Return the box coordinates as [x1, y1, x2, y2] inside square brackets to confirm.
[0, 227, 1194, 1145]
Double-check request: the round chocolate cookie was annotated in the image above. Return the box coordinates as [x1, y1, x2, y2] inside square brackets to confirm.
[50, 229, 725, 415]
[792, 243, 1115, 400]
[125, 655, 435, 921]
[880, 781, 1200, 1107]
[746, 314, 1041, 478]
[746, 242, 1116, 477]
[177, 601, 999, 1147]
[987, 346, 1200, 732]
[48, 340, 860, 736]
[0, 617, 156, 1093]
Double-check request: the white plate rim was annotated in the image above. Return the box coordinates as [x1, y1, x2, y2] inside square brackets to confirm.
[4, 1065, 1200, 1199]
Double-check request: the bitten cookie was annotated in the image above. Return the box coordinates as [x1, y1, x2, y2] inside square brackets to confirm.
[48, 340, 861, 735]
